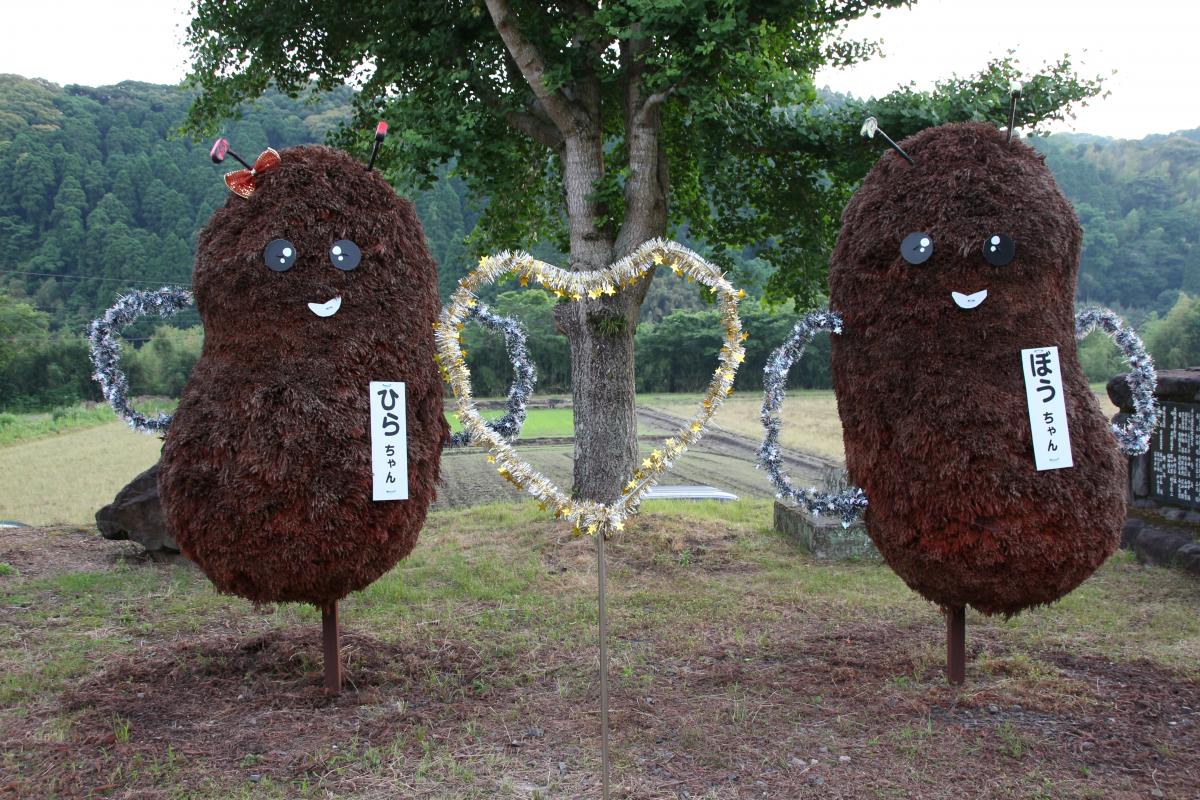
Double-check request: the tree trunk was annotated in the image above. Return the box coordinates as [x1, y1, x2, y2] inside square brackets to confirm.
[554, 133, 632, 503]
[558, 101, 669, 503]
[561, 299, 639, 503]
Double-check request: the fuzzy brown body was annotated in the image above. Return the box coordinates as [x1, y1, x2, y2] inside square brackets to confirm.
[829, 123, 1125, 616]
[158, 146, 448, 604]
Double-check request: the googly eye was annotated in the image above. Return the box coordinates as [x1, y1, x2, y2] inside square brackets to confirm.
[329, 239, 361, 271]
[900, 232, 934, 265]
[983, 233, 1015, 266]
[264, 239, 296, 271]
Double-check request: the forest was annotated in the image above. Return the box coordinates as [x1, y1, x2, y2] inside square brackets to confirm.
[1, 74, 1199, 408]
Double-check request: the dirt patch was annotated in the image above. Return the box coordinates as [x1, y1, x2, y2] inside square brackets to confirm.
[539, 515, 754, 579]
[0, 525, 143, 580]
[9, 627, 508, 798]
[10, 611, 1196, 799]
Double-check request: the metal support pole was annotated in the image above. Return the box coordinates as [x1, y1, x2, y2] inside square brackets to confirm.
[946, 605, 966, 686]
[596, 530, 611, 800]
[322, 601, 342, 695]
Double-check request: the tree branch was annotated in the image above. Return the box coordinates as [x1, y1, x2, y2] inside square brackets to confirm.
[484, 0, 579, 135]
[467, 78, 563, 149]
[638, 84, 680, 121]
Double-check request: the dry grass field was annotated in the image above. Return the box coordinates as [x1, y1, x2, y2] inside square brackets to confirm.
[639, 386, 1120, 463]
[641, 390, 848, 460]
[0, 423, 164, 526]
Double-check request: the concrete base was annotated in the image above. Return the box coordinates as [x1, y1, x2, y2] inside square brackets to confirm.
[774, 500, 880, 561]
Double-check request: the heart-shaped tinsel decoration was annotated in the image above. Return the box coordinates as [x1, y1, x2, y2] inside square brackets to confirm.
[435, 239, 747, 537]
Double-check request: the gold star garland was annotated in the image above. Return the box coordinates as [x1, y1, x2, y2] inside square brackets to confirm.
[434, 239, 746, 538]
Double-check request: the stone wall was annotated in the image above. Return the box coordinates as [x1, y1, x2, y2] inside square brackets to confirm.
[1108, 368, 1200, 575]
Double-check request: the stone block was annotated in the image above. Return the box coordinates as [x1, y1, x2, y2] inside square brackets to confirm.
[1120, 517, 1145, 550]
[95, 462, 177, 553]
[1174, 543, 1200, 576]
[1132, 527, 1187, 567]
[774, 500, 879, 561]
[1128, 453, 1151, 498]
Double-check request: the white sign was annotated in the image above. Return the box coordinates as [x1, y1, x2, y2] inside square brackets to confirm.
[1021, 347, 1074, 471]
[370, 381, 408, 501]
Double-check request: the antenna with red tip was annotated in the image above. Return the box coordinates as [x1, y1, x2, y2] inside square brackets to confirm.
[210, 138, 253, 170]
[366, 121, 388, 172]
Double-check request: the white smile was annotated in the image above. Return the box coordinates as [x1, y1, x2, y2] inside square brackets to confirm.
[308, 296, 342, 317]
[952, 289, 987, 310]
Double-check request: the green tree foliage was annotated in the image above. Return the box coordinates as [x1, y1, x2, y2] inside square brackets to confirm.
[0, 334, 99, 410]
[1076, 330, 1129, 383]
[636, 300, 831, 393]
[1140, 293, 1200, 371]
[0, 292, 48, 374]
[123, 325, 205, 398]
[461, 289, 571, 396]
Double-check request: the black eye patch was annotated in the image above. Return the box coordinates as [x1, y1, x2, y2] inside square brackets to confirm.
[264, 239, 296, 271]
[329, 240, 362, 271]
[983, 233, 1015, 266]
[900, 232, 934, 265]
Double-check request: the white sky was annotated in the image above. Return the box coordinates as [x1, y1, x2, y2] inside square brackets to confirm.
[0, 0, 1194, 140]
[813, 0, 1199, 139]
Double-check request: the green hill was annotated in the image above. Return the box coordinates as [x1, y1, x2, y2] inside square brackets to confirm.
[0, 75, 1197, 407]
[0, 75, 359, 332]
[1033, 130, 1200, 315]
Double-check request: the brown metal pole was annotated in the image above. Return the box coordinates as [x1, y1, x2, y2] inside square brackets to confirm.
[322, 601, 342, 695]
[596, 530, 611, 800]
[946, 605, 966, 685]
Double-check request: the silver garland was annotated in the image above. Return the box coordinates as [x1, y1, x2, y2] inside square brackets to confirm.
[756, 306, 1157, 516]
[91, 289, 535, 446]
[757, 310, 867, 527]
[446, 302, 536, 448]
[1075, 306, 1158, 455]
[88, 286, 193, 435]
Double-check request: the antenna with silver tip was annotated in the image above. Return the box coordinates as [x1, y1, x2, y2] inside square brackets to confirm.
[861, 117, 914, 165]
[1006, 82, 1023, 143]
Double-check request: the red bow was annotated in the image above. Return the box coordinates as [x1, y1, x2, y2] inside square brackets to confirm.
[224, 148, 282, 198]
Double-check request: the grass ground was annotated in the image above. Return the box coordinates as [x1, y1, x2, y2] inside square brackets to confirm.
[1, 502, 1197, 799]
[446, 406, 575, 438]
[0, 400, 177, 448]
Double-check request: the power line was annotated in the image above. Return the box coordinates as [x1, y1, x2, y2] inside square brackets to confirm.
[0, 334, 204, 343]
[0, 268, 192, 288]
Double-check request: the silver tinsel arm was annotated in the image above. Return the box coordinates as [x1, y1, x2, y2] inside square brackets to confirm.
[757, 310, 867, 527]
[446, 302, 537, 448]
[87, 286, 194, 435]
[1075, 306, 1159, 455]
